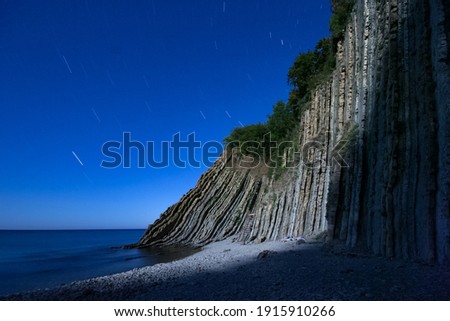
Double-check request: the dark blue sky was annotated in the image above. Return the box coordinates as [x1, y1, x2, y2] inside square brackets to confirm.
[0, 0, 331, 229]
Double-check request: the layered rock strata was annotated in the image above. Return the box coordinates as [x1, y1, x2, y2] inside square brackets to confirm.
[138, 0, 450, 264]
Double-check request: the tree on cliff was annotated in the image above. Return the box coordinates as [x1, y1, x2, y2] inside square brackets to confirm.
[267, 101, 296, 142]
[330, 0, 355, 40]
[288, 37, 334, 103]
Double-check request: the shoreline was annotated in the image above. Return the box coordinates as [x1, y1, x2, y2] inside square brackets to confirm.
[3, 239, 450, 300]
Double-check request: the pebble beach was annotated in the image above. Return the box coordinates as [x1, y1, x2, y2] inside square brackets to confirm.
[3, 239, 450, 301]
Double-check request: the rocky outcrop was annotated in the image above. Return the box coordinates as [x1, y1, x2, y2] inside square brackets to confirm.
[330, 0, 450, 264]
[138, 0, 450, 264]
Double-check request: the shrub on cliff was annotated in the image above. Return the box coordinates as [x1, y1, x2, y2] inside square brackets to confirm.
[224, 123, 269, 156]
[330, 0, 355, 40]
[287, 37, 335, 103]
[224, 101, 297, 159]
[267, 101, 296, 142]
[288, 1, 354, 103]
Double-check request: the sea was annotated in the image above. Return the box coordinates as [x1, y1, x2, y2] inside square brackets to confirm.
[0, 230, 198, 297]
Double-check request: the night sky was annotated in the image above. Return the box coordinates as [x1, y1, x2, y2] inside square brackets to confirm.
[0, 0, 331, 229]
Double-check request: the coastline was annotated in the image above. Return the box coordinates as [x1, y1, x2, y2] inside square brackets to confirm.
[3, 239, 450, 301]
[0, 229, 196, 296]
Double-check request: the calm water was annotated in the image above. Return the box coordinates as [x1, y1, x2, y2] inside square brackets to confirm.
[0, 230, 198, 296]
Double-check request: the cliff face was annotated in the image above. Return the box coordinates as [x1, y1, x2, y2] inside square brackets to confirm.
[139, 0, 450, 264]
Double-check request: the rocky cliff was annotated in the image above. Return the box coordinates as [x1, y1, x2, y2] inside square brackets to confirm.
[138, 0, 450, 264]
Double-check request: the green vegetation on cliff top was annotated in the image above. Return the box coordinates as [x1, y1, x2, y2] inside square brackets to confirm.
[224, 0, 354, 173]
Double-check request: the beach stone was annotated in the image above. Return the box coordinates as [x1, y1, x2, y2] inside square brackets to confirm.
[257, 250, 277, 260]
